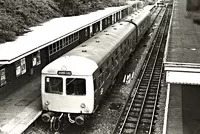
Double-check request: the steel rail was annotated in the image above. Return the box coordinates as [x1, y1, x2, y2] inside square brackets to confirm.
[114, 6, 171, 134]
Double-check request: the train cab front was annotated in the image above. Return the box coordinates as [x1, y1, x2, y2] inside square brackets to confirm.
[41, 70, 94, 125]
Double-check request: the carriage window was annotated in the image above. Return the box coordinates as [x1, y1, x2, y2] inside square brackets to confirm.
[45, 77, 63, 94]
[0, 68, 6, 87]
[66, 78, 86, 95]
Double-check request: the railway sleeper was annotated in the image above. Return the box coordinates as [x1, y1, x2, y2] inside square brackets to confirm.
[145, 102, 155, 105]
[123, 128, 135, 133]
[125, 122, 137, 128]
[138, 89, 147, 93]
[142, 113, 153, 118]
[143, 109, 154, 113]
[142, 79, 151, 82]
[152, 73, 160, 80]
[131, 107, 141, 112]
[150, 82, 159, 86]
[128, 111, 140, 116]
[145, 104, 155, 108]
[135, 97, 145, 101]
[136, 95, 145, 99]
[132, 105, 142, 108]
[137, 124, 150, 134]
[147, 96, 156, 100]
[127, 117, 138, 122]
[134, 99, 143, 103]
[149, 87, 158, 91]
[152, 75, 160, 79]
[155, 65, 162, 68]
[139, 85, 148, 88]
[146, 100, 155, 103]
[134, 103, 143, 107]
[145, 70, 153, 74]
[148, 92, 157, 96]
[151, 79, 160, 82]
[150, 83, 159, 87]
[137, 92, 146, 95]
[141, 118, 152, 124]
[137, 128, 151, 133]
[153, 72, 162, 75]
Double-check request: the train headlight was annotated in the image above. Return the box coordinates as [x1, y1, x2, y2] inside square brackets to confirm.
[45, 101, 50, 106]
[80, 103, 86, 108]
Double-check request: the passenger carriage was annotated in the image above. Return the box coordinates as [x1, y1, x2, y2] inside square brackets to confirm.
[41, 5, 155, 125]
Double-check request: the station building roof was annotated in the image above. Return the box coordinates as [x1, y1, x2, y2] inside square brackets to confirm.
[0, 5, 132, 65]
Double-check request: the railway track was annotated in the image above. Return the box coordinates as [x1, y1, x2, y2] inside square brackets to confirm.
[113, 5, 172, 134]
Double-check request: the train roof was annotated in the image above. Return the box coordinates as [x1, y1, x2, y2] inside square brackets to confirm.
[42, 56, 98, 76]
[125, 5, 153, 25]
[42, 6, 151, 76]
[0, 2, 141, 65]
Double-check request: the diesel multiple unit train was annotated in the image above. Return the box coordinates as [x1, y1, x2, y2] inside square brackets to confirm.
[41, 5, 156, 125]
[0, 1, 143, 96]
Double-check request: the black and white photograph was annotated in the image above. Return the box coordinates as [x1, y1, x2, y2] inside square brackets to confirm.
[0, 0, 200, 134]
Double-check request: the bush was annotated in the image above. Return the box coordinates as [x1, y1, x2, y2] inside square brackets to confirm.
[0, 0, 125, 44]
[0, 0, 61, 43]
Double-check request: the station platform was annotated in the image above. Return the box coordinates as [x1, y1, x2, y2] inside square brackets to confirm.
[164, 84, 200, 134]
[0, 77, 42, 134]
[164, 0, 200, 85]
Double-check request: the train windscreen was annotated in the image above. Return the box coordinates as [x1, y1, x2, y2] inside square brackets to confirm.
[45, 77, 63, 94]
[66, 78, 86, 95]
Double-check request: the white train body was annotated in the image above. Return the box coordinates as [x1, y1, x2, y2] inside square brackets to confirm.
[42, 56, 97, 114]
[41, 5, 156, 125]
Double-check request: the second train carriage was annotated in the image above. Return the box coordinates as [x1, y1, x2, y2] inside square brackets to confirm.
[41, 5, 155, 126]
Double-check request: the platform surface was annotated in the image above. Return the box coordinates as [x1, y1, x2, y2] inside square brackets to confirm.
[164, 0, 200, 66]
[0, 77, 42, 134]
[166, 84, 183, 134]
[165, 84, 200, 134]
[164, 0, 200, 85]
